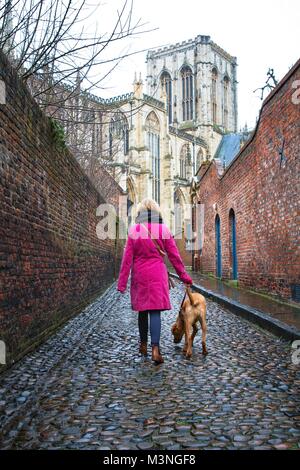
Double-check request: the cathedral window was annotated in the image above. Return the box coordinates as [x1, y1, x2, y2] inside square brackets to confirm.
[161, 72, 172, 123]
[145, 112, 160, 203]
[223, 76, 229, 130]
[109, 112, 129, 158]
[181, 66, 193, 121]
[212, 68, 218, 125]
[174, 191, 183, 238]
[180, 144, 191, 179]
[196, 148, 204, 173]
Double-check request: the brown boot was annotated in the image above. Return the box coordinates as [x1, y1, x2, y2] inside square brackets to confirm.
[139, 342, 148, 356]
[152, 345, 164, 365]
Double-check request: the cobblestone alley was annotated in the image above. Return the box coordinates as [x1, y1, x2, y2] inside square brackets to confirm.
[0, 282, 299, 450]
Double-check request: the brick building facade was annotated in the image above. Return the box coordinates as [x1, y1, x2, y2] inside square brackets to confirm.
[192, 59, 300, 301]
[0, 51, 124, 366]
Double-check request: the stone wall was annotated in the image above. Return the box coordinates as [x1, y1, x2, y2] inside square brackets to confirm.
[194, 59, 300, 300]
[0, 51, 123, 366]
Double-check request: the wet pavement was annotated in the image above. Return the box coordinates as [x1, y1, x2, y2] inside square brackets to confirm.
[190, 273, 300, 331]
[0, 282, 299, 450]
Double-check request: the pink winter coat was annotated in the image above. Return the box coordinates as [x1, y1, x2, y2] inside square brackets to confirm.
[117, 222, 193, 311]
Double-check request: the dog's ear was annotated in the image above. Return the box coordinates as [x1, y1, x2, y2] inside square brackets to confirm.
[171, 324, 177, 333]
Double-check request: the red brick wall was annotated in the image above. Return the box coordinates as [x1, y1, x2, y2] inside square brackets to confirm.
[0, 51, 123, 365]
[195, 59, 300, 300]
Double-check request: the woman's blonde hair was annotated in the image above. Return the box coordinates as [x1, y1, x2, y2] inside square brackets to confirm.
[137, 198, 162, 215]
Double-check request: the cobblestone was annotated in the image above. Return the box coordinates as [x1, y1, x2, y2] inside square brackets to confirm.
[0, 282, 299, 450]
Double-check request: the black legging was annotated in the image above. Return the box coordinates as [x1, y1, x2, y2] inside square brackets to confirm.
[138, 310, 161, 346]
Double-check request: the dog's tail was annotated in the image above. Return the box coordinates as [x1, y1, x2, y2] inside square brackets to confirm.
[186, 286, 195, 306]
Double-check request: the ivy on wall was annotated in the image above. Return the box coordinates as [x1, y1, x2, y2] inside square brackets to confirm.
[49, 118, 67, 151]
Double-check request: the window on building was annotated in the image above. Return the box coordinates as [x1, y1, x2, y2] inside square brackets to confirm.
[180, 143, 191, 179]
[161, 72, 172, 123]
[223, 76, 229, 130]
[145, 112, 160, 203]
[181, 66, 193, 121]
[212, 68, 218, 125]
[174, 191, 183, 239]
[196, 148, 204, 173]
[124, 127, 129, 155]
[109, 112, 129, 158]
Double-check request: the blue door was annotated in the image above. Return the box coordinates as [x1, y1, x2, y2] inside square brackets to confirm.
[215, 214, 222, 278]
[230, 210, 238, 280]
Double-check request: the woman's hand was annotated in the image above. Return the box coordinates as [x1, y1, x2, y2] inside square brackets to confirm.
[181, 272, 193, 285]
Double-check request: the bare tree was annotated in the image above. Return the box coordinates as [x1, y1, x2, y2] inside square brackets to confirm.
[0, 0, 153, 95]
[0, 1, 160, 189]
[253, 68, 278, 101]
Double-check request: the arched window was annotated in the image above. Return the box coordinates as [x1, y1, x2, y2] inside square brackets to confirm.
[179, 143, 191, 179]
[196, 148, 204, 173]
[161, 72, 172, 123]
[146, 112, 160, 203]
[212, 68, 218, 125]
[179, 151, 185, 179]
[181, 66, 193, 121]
[223, 76, 229, 130]
[109, 112, 129, 158]
[126, 177, 136, 226]
[174, 191, 183, 239]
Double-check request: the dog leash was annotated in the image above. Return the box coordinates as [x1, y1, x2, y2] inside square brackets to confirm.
[179, 285, 191, 314]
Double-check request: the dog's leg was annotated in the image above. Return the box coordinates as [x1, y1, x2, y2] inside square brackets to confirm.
[191, 324, 198, 347]
[182, 330, 188, 353]
[200, 316, 208, 355]
[184, 320, 193, 358]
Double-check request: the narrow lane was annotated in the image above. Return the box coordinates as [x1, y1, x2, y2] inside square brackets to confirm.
[0, 282, 299, 450]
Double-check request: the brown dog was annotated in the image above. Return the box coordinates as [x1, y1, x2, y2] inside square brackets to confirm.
[171, 287, 208, 358]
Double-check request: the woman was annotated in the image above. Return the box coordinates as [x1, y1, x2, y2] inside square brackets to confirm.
[117, 198, 193, 365]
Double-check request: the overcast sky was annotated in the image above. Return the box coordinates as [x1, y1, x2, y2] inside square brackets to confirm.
[98, 0, 300, 129]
